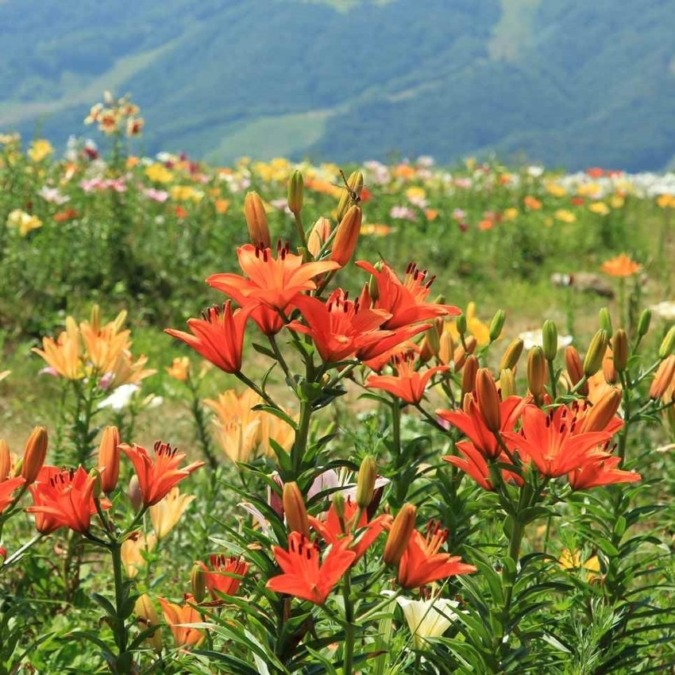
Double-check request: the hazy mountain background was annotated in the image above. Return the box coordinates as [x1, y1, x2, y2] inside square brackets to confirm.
[1, 0, 674, 170]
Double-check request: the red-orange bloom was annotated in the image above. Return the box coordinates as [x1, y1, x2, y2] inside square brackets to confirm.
[165, 302, 249, 373]
[568, 455, 641, 490]
[266, 531, 356, 604]
[289, 289, 391, 362]
[600, 254, 641, 278]
[501, 404, 613, 477]
[198, 554, 249, 604]
[366, 352, 448, 404]
[437, 395, 528, 460]
[158, 595, 204, 648]
[26, 466, 110, 534]
[357, 260, 460, 329]
[121, 441, 204, 506]
[0, 476, 25, 514]
[308, 497, 392, 561]
[207, 243, 339, 312]
[397, 522, 477, 589]
[443, 441, 522, 491]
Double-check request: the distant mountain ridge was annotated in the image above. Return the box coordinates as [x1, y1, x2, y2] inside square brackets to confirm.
[1, 0, 674, 170]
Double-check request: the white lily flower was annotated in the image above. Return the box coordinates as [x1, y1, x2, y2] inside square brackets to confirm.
[396, 596, 459, 649]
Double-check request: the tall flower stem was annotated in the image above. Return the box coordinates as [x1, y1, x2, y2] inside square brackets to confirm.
[291, 400, 312, 480]
[617, 371, 632, 461]
[187, 375, 218, 470]
[110, 542, 129, 657]
[342, 572, 355, 675]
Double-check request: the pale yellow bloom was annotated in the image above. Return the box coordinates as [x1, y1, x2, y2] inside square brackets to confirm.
[6, 209, 43, 236]
[503, 207, 519, 221]
[559, 549, 601, 579]
[360, 223, 392, 237]
[166, 356, 191, 381]
[397, 596, 459, 649]
[121, 531, 157, 578]
[405, 186, 426, 202]
[444, 302, 491, 346]
[149, 487, 196, 540]
[656, 194, 675, 209]
[545, 181, 567, 198]
[554, 209, 576, 223]
[610, 195, 625, 209]
[170, 185, 203, 202]
[145, 163, 174, 184]
[589, 201, 610, 216]
[27, 139, 53, 162]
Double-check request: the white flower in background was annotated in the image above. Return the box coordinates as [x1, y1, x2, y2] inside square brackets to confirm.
[527, 165, 544, 178]
[38, 186, 70, 204]
[649, 301, 675, 322]
[518, 329, 573, 352]
[98, 383, 140, 411]
[396, 596, 459, 649]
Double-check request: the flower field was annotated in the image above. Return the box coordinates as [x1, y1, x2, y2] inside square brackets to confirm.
[0, 97, 674, 673]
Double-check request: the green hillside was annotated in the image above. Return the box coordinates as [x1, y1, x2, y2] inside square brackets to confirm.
[1, 0, 674, 169]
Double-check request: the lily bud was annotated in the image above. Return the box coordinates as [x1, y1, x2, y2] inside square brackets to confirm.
[356, 456, 377, 509]
[336, 170, 363, 221]
[650, 355, 675, 400]
[191, 562, 206, 603]
[128, 474, 143, 511]
[331, 205, 362, 267]
[602, 346, 617, 384]
[489, 310, 505, 342]
[244, 191, 271, 248]
[135, 594, 163, 652]
[282, 482, 309, 537]
[0, 440, 10, 481]
[307, 217, 331, 258]
[476, 368, 501, 433]
[499, 368, 516, 398]
[637, 309, 651, 338]
[98, 426, 121, 493]
[612, 329, 628, 373]
[89, 468, 102, 499]
[499, 338, 524, 372]
[287, 170, 304, 215]
[461, 355, 479, 399]
[598, 308, 613, 336]
[565, 346, 588, 395]
[542, 320, 558, 361]
[20, 426, 48, 485]
[383, 503, 416, 566]
[456, 313, 467, 337]
[583, 330, 609, 377]
[527, 347, 547, 398]
[659, 326, 675, 359]
[332, 491, 346, 520]
[580, 389, 622, 433]
[420, 320, 442, 362]
[439, 330, 455, 366]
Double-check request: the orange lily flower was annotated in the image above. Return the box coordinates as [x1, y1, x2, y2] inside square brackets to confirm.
[198, 554, 249, 604]
[397, 522, 477, 589]
[308, 497, 392, 561]
[443, 441, 522, 491]
[568, 455, 640, 490]
[356, 260, 460, 329]
[165, 302, 250, 373]
[501, 404, 614, 477]
[120, 441, 204, 506]
[600, 254, 641, 277]
[158, 595, 205, 648]
[0, 476, 25, 514]
[290, 289, 391, 362]
[26, 466, 110, 534]
[206, 243, 339, 312]
[437, 395, 528, 460]
[266, 532, 356, 605]
[366, 352, 448, 404]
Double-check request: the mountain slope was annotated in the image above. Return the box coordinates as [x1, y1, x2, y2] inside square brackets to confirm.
[1, 0, 673, 170]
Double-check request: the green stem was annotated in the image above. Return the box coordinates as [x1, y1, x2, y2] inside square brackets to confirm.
[110, 542, 129, 657]
[291, 400, 312, 480]
[342, 572, 354, 675]
[617, 371, 632, 461]
[188, 375, 218, 470]
[547, 358, 557, 399]
[293, 212, 308, 250]
[235, 371, 280, 410]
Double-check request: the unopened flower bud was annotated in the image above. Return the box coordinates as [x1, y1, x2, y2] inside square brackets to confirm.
[598, 308, 613, 336]
[602, 347, 617, 384]
[499, 368, 516, 398]
[565, 346, 588, 394]
[583, 330, 609, 377]
[21, 426, 48, 485]
[456, 313, 467, 336]
[383, 503, 416, 566]
[612, 330, 628, 373]
[659, 326, 675, 359]
[476, 368, 501, 433]
[244, 191, 271, 248]
[287, 170, 304, 215]
[307, 217, 331, 258]
[637, 309, 651, 338]
[336, 170, 363, 221]
[527, 347, 547, 398]
[282, 482, 309, 537]
[499, 338, 524, 372]
[439, 330, 455, 365]
[542, 320, 558, 361]
[135, 594, 163, 652]
[356, 456, 377, 509]
[268, 473, 284, 517]
[0, 440, 10, 481]
[650, 355, 675, 400]
[89, 468, 102, 499]
[191, 562, 207, 603]
[98, 426, 120, 494]
[489, 310, 505, 343]
[420, 322, 442, 362]
[331, 205, 362, 267]
[580, 389, 622, 433]
[461, 355, 479, 398]
[332, 491, 346, 520]
[128, 474, 143, 511]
